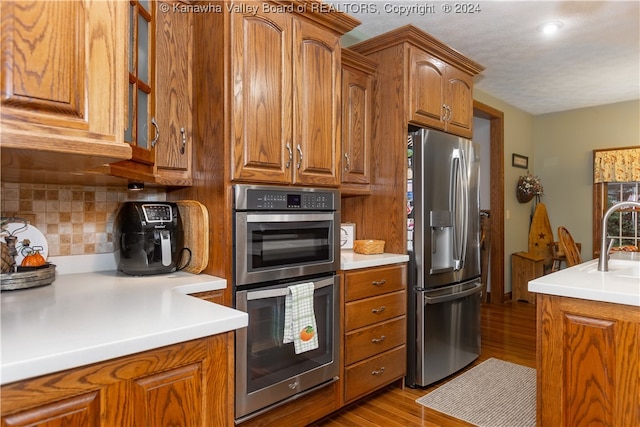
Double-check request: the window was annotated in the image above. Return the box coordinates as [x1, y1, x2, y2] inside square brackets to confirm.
[606, 182, 640, 249]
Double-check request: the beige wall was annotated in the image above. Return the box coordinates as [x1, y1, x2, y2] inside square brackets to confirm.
[474, 89, 535, 292]
[533, 99, 640, 258]
[473, 92, 640, 293]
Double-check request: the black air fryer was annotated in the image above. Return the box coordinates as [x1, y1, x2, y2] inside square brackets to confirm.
[115, 202, 184, 275]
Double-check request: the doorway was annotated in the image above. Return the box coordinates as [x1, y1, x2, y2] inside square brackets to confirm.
[473, 101, 505, 304]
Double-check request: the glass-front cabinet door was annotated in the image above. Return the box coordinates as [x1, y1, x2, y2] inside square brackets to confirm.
[124, 0, 156, 166]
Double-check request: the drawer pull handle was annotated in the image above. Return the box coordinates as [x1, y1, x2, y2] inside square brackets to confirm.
[372, 280, 386, 287]
[371, 335, 386, 343]
[371, 367, 385, 376]
[372, 306, 386, 314]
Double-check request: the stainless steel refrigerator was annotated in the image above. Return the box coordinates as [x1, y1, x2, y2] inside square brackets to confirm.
[406, 127, 482, 387]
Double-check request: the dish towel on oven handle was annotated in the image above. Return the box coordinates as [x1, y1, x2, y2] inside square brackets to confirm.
[283, 282, 319, 354]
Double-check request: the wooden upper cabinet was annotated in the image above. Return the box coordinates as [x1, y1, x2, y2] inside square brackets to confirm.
[231, 6, 342, 187]
[444, 66, 474, 138]
[0, 0, 131, 180]
[293, 19, 341, 187]
[109, 0, 194, 186]
[231, 11, 293, 184]
[153, 0, 193, 185]
[409, 49, 446, 132]
[409, 48, 474, 138]
[340, 48, 377, 195]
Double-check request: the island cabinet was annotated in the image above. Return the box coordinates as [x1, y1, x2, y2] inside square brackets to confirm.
[230, 6, 343, 187]
[342, 263, 407, 404]
[409, 48, 474, 139]
[340, 48, 377, 195]
[0, 333, 234, 426]
[537, 294, 640, 426]
[0, 0, 131, 182]
[108, 0, 193, 187]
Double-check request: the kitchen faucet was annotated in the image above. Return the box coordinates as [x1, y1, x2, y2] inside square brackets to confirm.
[597, 201, 640, 271]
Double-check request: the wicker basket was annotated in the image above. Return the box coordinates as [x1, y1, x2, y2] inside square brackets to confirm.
[353, 240, 385, 255]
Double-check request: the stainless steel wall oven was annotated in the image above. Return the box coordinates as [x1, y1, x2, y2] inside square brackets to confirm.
[233, 185, 341, 423]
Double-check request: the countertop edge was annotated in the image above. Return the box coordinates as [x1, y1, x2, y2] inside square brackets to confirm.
[340, 251, 409, 270]
[1, 271, 248, 385]
[528, 255, 640, 307]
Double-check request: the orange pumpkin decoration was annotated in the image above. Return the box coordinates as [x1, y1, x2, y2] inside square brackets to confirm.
[21, 250, 46, 267]
[299, 326, 315, 342]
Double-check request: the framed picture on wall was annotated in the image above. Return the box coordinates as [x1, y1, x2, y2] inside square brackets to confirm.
[512, 153, 528, 169]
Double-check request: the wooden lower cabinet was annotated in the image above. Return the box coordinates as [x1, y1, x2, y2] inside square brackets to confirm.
[537, 293, 640, 426]
[342, 263, 407, 404]
[1, 333, 233, 427]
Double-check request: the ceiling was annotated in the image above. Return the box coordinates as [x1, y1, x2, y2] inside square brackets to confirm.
[327, 0, 640, 115]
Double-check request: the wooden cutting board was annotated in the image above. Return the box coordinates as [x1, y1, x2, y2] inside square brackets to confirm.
[177, 200, 209, 274]
[528, 202, 554, 272]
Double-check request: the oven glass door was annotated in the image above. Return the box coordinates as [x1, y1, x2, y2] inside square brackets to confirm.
[235, 212, 338, 286]
[235, 275, 339, 420]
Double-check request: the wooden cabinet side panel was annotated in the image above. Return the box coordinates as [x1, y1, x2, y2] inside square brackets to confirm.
[562, 314, 615, 427]
[293, 19, 340, 186]
[231, 12, 292, 184]
[537, 294, 640, 427]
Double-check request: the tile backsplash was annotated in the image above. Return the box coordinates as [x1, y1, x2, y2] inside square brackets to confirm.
[1, 183, 166, 257]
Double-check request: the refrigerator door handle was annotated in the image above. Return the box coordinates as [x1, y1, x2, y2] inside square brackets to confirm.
[424, 281, 482, 305]
[450, 150, 468, 270]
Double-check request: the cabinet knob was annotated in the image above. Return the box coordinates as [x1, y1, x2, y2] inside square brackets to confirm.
[344, 153, 350, 171]
[371, 335, 386, 343]
[372, 306, 386, 314]
[372, 279, 386, 287]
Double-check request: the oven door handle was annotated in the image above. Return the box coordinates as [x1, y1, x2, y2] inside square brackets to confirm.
[246, 213, 335, 223]
[246, 277, 335, 301]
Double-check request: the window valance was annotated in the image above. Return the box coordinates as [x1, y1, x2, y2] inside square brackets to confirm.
[593, 147, 640, 183]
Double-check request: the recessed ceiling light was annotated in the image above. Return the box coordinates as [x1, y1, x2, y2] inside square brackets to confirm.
[538, 21, 564, 34]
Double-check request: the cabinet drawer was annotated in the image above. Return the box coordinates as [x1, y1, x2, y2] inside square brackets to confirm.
[345, 290, 406, 331]
[345, 316, 406, 365]
[344, 264, 407, 302]
[344, 345, 406, 403]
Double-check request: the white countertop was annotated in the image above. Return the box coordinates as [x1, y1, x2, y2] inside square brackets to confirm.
[1, 266, 248, 385]
[340, 250, 409, 270]
[529, 253, 640, 306]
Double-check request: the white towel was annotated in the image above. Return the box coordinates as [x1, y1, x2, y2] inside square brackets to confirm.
[283, 282, 319, 354]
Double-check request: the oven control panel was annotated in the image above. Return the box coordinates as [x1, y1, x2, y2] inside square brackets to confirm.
[235, 185, 338, 211]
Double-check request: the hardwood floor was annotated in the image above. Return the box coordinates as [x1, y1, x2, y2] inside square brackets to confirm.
[313, 301, 537, 427]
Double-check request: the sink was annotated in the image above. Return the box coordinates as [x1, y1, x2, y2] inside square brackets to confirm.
[580, 257, 640, 279]
[530, 252, 640, 307]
